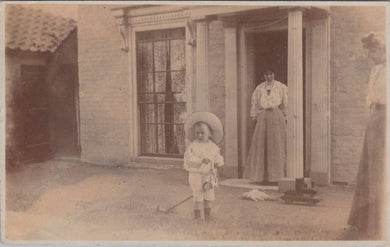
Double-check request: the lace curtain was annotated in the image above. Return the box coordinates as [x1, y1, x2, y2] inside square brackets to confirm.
[136, 28, 186, 157]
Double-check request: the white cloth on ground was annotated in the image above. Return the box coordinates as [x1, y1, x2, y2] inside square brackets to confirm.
[242, 189, 275, 201]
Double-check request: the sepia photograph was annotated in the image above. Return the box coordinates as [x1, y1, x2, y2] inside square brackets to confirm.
[1, 1, 388, 245]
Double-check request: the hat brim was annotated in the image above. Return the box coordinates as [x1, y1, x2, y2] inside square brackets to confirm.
[184, 111, 224, 144]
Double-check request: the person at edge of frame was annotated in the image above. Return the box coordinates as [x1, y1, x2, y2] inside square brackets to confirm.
[346, 32, 387, 240]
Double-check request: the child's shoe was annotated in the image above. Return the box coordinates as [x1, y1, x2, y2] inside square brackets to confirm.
[194, 209, 201, 220]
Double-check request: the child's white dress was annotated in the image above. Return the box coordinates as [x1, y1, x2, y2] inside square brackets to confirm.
[183, 140, 224, 202]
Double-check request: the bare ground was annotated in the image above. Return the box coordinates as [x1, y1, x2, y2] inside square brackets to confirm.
[4, 159, 362, 242]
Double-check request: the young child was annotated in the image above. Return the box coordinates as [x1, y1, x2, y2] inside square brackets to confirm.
[183, 112, 224, 221]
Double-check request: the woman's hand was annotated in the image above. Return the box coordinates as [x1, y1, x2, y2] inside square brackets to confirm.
[215, 162, 223, 168]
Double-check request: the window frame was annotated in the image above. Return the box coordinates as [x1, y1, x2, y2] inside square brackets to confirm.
[136, 28, 187, 158]
[130, 21, 193, 162]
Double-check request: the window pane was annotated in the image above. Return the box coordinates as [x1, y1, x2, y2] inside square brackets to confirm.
[172, 71, 185, 92]
[168, 28, 185, 39]
[138, 93, 153, 103]
[174, 103, 186, 124]
[140, 104, 156, 123]
[156, 94, 169, 103]
[174, 93, 185, 102]
[154, 30, 168, 40]
[137, 31, 154, 42]
[175, 124, 185, 155]
[137, 42, 153, 72]
[157, 104, 165, 123]
[142, 124, 157, 154]
[170, 39, 185, 71]
[137, 28, 185, 42]
[155, 72, 166, 92]
[137, 73, 153, 93]
[158, 124, 180, 155]
[154, 41, 168, 71]
[157, 124, 165, 154]
[157, 103, 175, 124]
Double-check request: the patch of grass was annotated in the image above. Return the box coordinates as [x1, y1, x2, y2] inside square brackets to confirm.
[6, 163, 355, 241]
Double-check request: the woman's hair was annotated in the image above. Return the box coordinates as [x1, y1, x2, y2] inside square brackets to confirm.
[194, 121, 213, 134]
[264, 69, 274, 75]
[362, 33, 385, 50]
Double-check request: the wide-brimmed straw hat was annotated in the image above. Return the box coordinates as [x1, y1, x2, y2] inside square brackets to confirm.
[184, 111, 224, 144]
[362, 32, 386, 50]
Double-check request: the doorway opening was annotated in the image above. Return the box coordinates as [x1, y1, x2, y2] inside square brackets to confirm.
[253, 30, 288, 86]
[244, 29, 309, 177]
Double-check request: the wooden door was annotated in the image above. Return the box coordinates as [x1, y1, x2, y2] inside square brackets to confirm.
[20, 65, 51, 163]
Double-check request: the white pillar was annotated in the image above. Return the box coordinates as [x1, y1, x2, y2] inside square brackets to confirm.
[195, 19, 210, 111]
[223, 20, 239, 177]
[238, 28, 255, 178]
[286, 9, 304, 178]
[310, 17, 331, 184]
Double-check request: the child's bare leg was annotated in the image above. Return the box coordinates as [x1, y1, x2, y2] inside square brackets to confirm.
[204, 200, 211, 222]
[194, 201, 202, 210]
[194, 201, 202, 220]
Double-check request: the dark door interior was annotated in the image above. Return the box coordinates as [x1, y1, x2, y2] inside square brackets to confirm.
[254, 30, 288, 86]
[20, 65, 51, 163]
[53, 64, 79, 156]
[252, 30, 308, 175]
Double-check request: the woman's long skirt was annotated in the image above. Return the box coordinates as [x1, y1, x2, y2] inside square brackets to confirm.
[243, 108, 287, 182]
[347, 105, 386, 239]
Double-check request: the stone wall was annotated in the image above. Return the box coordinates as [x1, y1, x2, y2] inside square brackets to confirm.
[330, 6, 386, 183]
[78, 5, 130, 165]
[208, 20, 226, 157]
[48, 30, 79, 156]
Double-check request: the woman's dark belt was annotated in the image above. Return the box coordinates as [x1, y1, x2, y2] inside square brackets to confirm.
[372, 103, 386, 110]
[262, 107, 278, 111]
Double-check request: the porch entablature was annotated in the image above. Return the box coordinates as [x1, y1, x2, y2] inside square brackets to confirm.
[111, 5, 330, 27]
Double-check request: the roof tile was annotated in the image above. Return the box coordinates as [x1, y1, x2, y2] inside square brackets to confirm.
[6, 5, 77, 53]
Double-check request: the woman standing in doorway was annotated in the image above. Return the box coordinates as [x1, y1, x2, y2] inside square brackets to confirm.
[243, 70, 288, 185]
[347, 33, 387, 240]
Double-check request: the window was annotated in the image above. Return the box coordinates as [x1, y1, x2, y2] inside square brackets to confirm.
[136, 28, 186, 157]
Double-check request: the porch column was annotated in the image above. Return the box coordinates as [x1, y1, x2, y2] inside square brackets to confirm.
[286, 9, 304, 178]
[310, 16, 331, 184]
[195, 19, 210, 111]
[223, 19, 239, 177]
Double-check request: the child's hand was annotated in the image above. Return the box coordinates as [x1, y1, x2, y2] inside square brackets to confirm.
[202, 158, 211, 164]
[199, 163, 211, 174]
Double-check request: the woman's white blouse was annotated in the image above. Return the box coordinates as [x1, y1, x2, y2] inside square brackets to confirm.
[183, 140, 224, 173]
[366, 63, 386, 107]
[250, 80, 288, 119]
